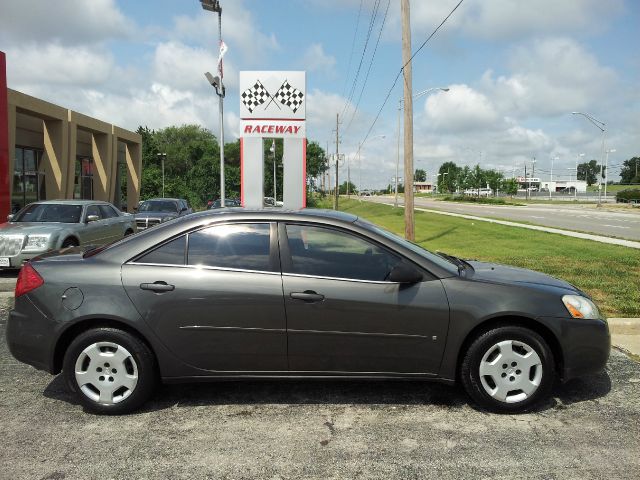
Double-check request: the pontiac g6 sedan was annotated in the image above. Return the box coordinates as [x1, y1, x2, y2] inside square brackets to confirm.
[6, 209, 610, 414]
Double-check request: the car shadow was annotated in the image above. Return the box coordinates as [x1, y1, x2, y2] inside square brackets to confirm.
[43, 369, 612, 415]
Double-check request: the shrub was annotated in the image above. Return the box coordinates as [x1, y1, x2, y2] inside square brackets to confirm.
[616, 189, 640, 203]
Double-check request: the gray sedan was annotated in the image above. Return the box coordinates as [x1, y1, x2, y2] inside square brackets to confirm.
[6, 209, 609, 414]
[1, 200, 136, 268]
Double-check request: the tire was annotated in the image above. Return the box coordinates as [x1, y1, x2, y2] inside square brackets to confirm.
[460, 326, 555, 413]
[61, 237, 79, 248]
[124, 229, 134, 236]
[63, 328, 157, 414]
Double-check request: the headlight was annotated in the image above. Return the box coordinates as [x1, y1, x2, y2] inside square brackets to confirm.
[562, 295, 600, 320]
[23, 234, 51, 252]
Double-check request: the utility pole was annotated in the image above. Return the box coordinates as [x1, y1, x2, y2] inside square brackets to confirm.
[525, 163, 528, 201]
[401, 0, 415, 241]
[334, 113, 340, 210]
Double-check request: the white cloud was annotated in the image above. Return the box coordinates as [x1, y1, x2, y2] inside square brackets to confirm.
[423, 84, 499, 132]
[301, 43, 336, 75]
[6, 44, 115, 88]
[0, 0, 133, 45]
[482, 38, 618, 118]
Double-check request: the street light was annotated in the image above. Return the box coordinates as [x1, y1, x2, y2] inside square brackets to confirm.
[353, 134, 385, 198]
[549, 155, 559, 199]
[572, 111, 606, 206]
[604, 148, 616, 200]
[396, 87, 449, 207]
[202, 0, 226, 207]
[156, 153, 167, 198]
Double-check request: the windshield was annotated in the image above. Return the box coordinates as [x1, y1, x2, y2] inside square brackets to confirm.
[356, 219, 459, 275]
[12, 203, 83, 223]
[139, 200, 178, 213]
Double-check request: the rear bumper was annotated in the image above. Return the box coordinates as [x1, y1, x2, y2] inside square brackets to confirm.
[5, 296, 56, 374]
[542, 316, 611, 381]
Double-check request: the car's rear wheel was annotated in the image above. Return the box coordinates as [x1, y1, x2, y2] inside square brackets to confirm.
[460, 326, 554, 413]
[61, 237, 78, 248]
[63, 328, 157, 414]
[124, 229, 134, 236]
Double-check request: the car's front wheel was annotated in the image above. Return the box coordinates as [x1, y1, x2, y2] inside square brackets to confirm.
[460, 326, 555, 413]
[63, 328, 157, 414]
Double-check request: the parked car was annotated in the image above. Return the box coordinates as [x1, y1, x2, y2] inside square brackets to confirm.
[207, 198, 241, 209]
[6, 209, 609, 414]
[263, 197, 283, 207]
[134, 198, 192, 230]
[0, 200, 135, 269]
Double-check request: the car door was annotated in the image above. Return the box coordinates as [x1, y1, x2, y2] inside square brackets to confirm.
[81, 204, 110, 245]
[280, 222, 450, 375]
[98, 204, 122, 242]
[121, 222, 287, 372]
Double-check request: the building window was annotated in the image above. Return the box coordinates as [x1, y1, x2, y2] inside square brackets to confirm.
[74, 157, 94, 200]
[12, 147, 46, 213]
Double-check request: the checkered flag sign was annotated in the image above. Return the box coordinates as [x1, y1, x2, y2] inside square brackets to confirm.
[274, 80, 304, 113]
[241, 81, 269, 113]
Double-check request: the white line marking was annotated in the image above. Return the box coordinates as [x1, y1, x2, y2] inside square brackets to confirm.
[603, 225, 631, 229]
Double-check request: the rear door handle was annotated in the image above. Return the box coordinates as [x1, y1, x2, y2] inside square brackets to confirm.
[140, 281, 175, 292]
[290, 291, 325, 302]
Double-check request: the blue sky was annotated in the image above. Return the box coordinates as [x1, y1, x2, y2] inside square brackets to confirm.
[1, 0, 638, 188]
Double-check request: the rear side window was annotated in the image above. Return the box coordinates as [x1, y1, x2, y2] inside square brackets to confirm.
[187, 223, 272, 272]
[137, 236, 186, 265]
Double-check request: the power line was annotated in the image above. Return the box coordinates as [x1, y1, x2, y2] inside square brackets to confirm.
[345, 0, 391, 133]
[341, 0, 382, 119]
[358, 0, 465, 148]
[340, 0, 364, 100]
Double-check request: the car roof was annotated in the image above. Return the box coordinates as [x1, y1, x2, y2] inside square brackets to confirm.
[31, 200, 113, 206]
[186, 208, 358, 223]
[142, 198, 183, 202]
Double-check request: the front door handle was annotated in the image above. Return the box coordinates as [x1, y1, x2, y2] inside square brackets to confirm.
[140, 281, 175, 293]
[290, 291, 325, 302]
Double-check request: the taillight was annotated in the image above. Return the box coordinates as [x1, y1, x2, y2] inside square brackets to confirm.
[15, 263, 44, 298]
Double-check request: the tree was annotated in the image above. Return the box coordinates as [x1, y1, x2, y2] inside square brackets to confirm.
[468, 164, 487, 194]
[338, 181, 357, 195]
[437, 162, 461, 193]
[485, 169, 504, 194]
[577, 159, 603, 186]
[414, 168, 427, 182]
[501, 178, 518, 196]
[620, 157, 640, 184]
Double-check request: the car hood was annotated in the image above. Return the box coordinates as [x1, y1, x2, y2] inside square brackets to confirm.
[0, 222, 71, 235]
[467, 260, 581, 293]
[133, 212, 177, 219]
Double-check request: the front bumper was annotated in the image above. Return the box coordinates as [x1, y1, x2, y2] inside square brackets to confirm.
[0, 250, 49, 269]
[539, 316, 611, 381]
[6, 295, 57, 373]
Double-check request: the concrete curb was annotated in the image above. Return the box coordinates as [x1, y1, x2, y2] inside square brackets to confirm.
[608, 318, 640, 334]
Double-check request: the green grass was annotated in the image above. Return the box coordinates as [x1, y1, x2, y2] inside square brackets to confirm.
[588, 184, 638, 193]
[322, 199, 640, 318]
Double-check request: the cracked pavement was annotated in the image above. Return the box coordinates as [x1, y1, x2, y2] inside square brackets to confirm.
[1, 301, 639, 479]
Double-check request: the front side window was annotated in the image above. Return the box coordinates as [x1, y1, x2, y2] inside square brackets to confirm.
[86, 205, 102, 220]
[99, 205, 118, 218]
[187, 223, 272, 272]
[285, 224, 402, 281]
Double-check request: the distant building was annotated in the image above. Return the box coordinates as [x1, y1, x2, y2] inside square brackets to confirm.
[0, 51, 142, 220]
[414, 181, 434, 193]
[516, 176, 587, 193]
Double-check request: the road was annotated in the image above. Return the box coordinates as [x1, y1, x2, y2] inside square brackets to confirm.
[1, 301, 639, 479]
[365, 196, 640, 241]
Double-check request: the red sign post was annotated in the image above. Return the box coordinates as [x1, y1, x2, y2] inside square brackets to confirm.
[0, 51, 10, 220]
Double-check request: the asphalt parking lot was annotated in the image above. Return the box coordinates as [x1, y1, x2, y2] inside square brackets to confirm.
[1, 301, 639, 480]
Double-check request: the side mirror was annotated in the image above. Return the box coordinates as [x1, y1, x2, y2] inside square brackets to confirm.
[387, 264, 423, 284]
[6, 214, 14, 222]
[86, 215, 100, 223]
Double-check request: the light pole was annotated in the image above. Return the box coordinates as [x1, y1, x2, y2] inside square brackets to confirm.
[396, 87, 449, 207]
[156, 153, 166, 198]
[550, 155, 559, 199]
[572, 111, 606, 206]
[202, 0, 226, 207]
[270, 140, 277, 203]
[605, 148, 615, 201]
[355, 134, 385, 199]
